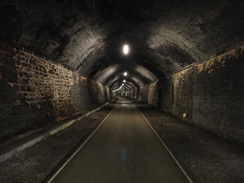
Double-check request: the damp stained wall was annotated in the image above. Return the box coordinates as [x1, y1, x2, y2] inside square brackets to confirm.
[0, 43, 111, 141]
[144, 45, 244, 142]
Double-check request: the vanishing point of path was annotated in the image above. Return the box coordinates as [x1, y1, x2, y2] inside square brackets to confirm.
[49, 98, 192, 183]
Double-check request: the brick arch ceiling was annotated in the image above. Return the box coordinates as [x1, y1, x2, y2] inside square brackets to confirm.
[0, 0, 243, 88]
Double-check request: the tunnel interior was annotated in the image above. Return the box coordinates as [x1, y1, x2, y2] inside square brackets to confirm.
[0, 0, 243, 143]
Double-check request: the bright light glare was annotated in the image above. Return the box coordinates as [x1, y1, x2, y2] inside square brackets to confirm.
[123, 80, 126, 83]
[123, 44, 129, 55]
[123, 72, 128, 76]
[122, 84, 124, 86]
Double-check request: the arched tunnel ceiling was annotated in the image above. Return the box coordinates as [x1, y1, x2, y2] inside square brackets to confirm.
[0, 0, 243, 88]
[91, 63, 157, 86]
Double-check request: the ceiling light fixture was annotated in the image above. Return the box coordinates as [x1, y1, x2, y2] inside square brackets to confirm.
[123, 72, 128, 76]
[123, 44, 129, 55]
[123, 80, 126, 83]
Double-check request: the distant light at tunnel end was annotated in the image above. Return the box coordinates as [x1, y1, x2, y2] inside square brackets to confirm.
[123, 44, 129, 55]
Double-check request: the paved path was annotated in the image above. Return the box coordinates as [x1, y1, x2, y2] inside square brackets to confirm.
[49, 99, 191, 183]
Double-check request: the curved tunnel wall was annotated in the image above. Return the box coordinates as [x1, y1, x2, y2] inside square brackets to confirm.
[0, 0, 243, 143]
[0, 43, 111, 141]
[143, 46, 244, 142]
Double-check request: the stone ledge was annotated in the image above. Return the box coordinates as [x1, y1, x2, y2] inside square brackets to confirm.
[0, 102, 109, 163]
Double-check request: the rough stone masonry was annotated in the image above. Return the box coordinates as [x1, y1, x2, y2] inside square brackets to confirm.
[0, 42, 111, 141]
[144, 45, 244, 142]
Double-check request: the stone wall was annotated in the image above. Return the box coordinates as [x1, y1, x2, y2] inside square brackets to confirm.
[144, 45, 244, 142]
[0, 43, 110, 141]
[142, 81, 159, 107]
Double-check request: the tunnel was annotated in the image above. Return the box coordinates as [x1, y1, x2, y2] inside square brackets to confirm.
[0, 0, 243, 182]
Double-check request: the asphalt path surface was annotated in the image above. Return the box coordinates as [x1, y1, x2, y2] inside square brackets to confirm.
[49, 98, 191, 183]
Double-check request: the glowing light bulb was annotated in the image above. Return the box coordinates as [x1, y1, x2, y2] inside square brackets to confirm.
[123, 72, 128, 76]
[123, 44, 129, 55]
[123, 80, 126, 83]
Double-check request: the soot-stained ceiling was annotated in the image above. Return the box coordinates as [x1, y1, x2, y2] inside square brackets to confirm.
[0, 0, 243, 90]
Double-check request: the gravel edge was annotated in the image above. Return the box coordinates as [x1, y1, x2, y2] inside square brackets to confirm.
[0, 103, 115, 183]
[135, 102, 244, 183]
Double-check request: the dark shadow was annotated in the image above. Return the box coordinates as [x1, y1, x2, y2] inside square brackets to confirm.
[158, 88, 162, 110]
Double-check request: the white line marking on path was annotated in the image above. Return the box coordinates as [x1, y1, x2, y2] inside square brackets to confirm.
[133, 103, 194, 183]
[47, 103, 117, 183]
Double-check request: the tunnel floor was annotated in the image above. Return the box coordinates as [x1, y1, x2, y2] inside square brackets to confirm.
[49, 98, 191, 183]
[134, 102, 244, 183]
[0, 99, 243, 183]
